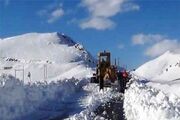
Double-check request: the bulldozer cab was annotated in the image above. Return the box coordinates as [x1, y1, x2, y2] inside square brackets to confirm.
[91, 51, 117, 89]
[99, 52, 110, 67]
[97, 51, 112, 89]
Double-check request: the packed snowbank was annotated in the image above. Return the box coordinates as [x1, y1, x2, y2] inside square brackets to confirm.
[124, 51, 180, 120]
[0, 74, 121, 120]
[0, 74, 89, 120]
[124, 80, 180, 120]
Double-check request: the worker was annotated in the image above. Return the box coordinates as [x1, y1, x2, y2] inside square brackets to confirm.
[122, 70, 128, 79]
[117, 70, 123, 92]
[117, 69, 128, 93]
[122, 70, 128, 92]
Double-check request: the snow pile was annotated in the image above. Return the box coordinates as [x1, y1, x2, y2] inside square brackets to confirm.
[124, 80, 180, 120]
[68, 84, 121, 120]
[124, 51, 180, 120]
[0, 74, 88, 120]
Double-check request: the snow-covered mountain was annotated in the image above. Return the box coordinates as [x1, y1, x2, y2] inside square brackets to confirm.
[0, 32, 95, 82]
[0, 32, 94, 63]
[135, 51, 180, 81]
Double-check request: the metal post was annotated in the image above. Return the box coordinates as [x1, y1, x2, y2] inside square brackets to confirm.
[44, 65, 45, 81]
[46, 65, 47, 80]
[23, 65, 24, 82]
[44, 64, 47, 81]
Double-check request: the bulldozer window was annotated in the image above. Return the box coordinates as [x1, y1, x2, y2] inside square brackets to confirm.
[100, 56, 107, 62]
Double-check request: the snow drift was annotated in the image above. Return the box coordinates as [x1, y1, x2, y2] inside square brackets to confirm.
[0, 74, 120, 120]
[124, 80, 180, 120]
[124, 51, 180, 120]
[0, 74, 88, 120]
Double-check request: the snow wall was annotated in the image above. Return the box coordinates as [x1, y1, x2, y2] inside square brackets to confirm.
[124, 80, 180, 120]
[0, 74, 87, 120]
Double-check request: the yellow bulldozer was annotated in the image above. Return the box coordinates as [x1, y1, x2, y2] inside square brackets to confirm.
[91, 51, 118, 90]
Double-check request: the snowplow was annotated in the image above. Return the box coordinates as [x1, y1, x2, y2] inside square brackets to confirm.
[91, 51, 131, 92]
[91, 51, 119, 89]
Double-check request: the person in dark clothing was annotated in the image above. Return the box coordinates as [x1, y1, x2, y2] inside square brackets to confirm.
[117, 71, 123, 92]
[122, 70, 128, 92]
[117, 70, 128, 93]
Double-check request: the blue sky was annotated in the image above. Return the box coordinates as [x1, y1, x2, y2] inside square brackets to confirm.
[0, 0, 180, 69]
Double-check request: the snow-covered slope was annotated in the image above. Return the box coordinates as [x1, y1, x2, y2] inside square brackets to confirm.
[0, 32, 95, 82]
[0, 32, 92, 63]
[135, 51, 180, 81]
[124, 51, 180, 120]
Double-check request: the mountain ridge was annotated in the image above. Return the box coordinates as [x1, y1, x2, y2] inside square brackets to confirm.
[0, 32, 94, 64]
